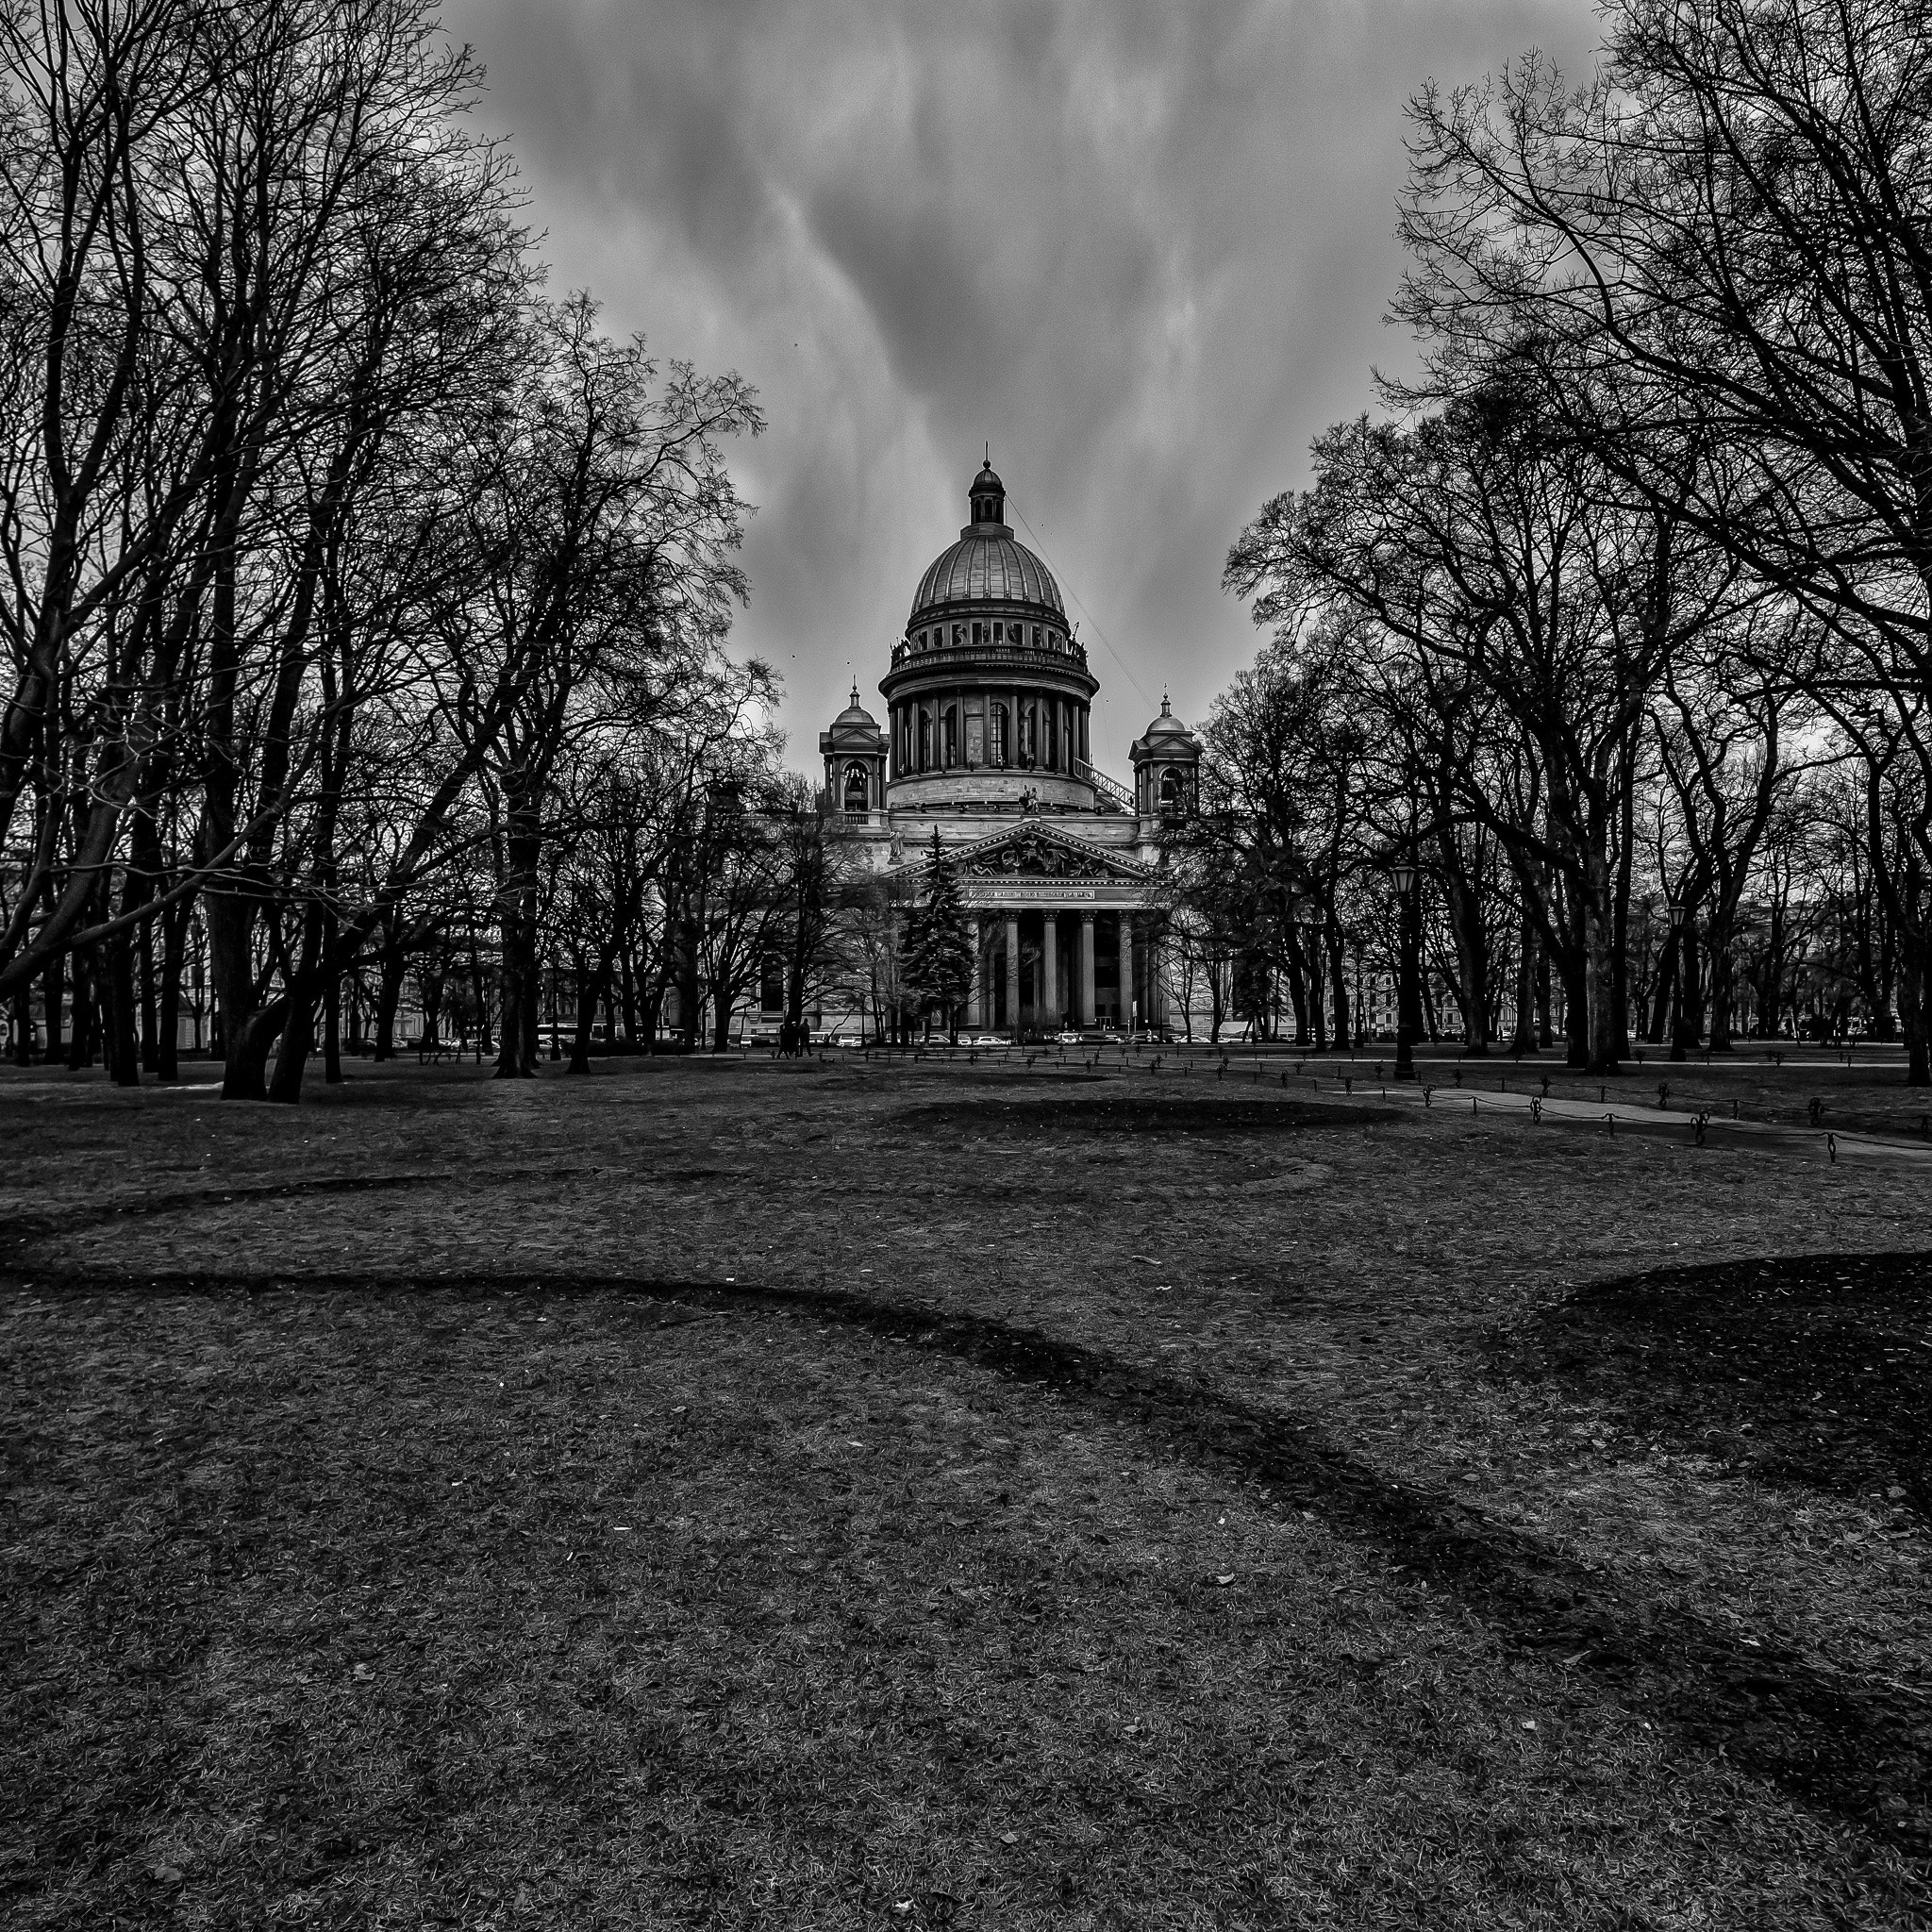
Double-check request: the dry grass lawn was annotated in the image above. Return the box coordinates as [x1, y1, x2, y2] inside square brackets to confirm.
[3, 1045, 1929, 1928]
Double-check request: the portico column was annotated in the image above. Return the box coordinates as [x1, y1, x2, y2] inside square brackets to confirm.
[1005, 916, 1022, 1033]
[1041, 914, 1059, 1025]
[1078, 912, 1096, 1026]
[966, 916, 982, 1026]
[1148, 920, 1165, 1032]
[1117, 909, 1135, 1031]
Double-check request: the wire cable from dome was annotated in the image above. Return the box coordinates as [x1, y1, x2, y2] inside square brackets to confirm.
[1004, 493, 1158, 716]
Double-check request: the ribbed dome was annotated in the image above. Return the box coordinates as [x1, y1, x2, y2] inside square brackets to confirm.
[909, 535, 1064, 622]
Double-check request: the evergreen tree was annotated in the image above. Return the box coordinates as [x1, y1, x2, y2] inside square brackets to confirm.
[902, 831, 976, 1041]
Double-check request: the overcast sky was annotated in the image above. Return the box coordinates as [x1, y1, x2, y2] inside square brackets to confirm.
[437, 0, 1599, 774]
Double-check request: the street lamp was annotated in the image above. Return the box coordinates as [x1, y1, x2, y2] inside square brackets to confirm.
[1387, 855, 1421, 1081]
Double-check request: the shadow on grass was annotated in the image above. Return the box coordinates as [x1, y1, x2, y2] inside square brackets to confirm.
[6, 1229, 1929, 1861]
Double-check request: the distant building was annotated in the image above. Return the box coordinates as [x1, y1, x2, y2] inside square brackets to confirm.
[816, 458, 1200, 1034]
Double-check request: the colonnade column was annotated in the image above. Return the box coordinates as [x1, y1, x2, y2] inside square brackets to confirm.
[1041, 915, 1059, 1026]
[1117, 910, 1135, 1031]
[1078, 912, 1096, 1026]
[966, 916, 982, 1027]
[1005, 917, 1022, 1033]
[1148, 920, 1165, 1032]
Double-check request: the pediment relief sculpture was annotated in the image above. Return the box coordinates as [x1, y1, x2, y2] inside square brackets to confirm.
[944, 830, 1149, 884]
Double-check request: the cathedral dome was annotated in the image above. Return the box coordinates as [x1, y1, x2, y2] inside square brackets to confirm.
[909, 534, 1064, 623]
[907, 457, 1066, 625]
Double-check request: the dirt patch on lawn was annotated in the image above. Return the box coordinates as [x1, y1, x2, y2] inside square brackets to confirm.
[892, 1095, 1392, 1137]
[1495, 1251, 1932, 1517]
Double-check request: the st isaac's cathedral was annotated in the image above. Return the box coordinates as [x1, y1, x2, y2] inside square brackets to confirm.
[818, 458, 1201, 1034]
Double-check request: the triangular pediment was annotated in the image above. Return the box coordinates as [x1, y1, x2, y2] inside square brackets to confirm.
[898, 820, 1153, 886]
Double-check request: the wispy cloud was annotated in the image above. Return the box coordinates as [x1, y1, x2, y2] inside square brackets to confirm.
[439, 0, 1598, 769]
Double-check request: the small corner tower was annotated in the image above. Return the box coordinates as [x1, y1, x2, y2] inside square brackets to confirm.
[1129, 694, 1202, 819]
[820, 684, 888, 818]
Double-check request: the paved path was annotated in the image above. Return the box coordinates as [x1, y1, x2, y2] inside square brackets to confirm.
[1257, 1064, 1932, 1164]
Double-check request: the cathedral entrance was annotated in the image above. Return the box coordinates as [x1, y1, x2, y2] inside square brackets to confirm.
[966, 907, 1144, 1034]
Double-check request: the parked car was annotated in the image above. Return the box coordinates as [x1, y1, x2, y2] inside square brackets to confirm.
[1054, 1030, 1084, 1044]
[971, 1034, 1004, 1047]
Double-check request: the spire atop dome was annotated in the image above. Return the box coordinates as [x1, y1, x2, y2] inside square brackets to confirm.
[968, 454, 1007, 533]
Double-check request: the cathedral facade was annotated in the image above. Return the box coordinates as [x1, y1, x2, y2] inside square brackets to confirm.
[819, 459, 1201, 1035]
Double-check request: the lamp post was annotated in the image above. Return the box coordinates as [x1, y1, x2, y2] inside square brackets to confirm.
[1388, 855, 1422, 1080]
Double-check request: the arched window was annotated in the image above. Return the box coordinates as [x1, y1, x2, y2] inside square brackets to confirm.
[991, 705, 1008, 767]
[844, 762, 869, 811]
[1159, 765, 1185, 809]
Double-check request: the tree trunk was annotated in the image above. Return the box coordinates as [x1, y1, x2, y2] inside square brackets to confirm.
[375, 936, 405, 1060]
[1707, 926, 1737, 1052]
[1581, 853, 1621, 1074]
[268, 904, 328, 1103]
[205, 887, 264, 1098]
[268, 991, 316, 1103]
[495, 781, 541, 1079]
[67, 943, 96, 1070]
[1612, 760, 1637, 1061]
[467, 940, 492, 1057]
[1441, 864, 1490, 1054]
[106, 920, 140, 1086]
[324, 942, 343, 1085]
[1899, 931, 1930, 1086]
[1325, 914, 1353, 1051]
[1511, 911, 1538, 1053]
[225, 1002, 286, 1101]
[138, 912, 159, 1074]
[1283, 943, 1310, 1046]
[1560, 941, 1589, 1070]
[568, 948, 613, 1074]
[157, 894, 188, 1082]
[676, 912, 703, 1050]
[42, 943, 64, 1064]
[1673, 923, 1706, 1058]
